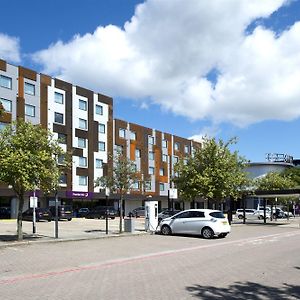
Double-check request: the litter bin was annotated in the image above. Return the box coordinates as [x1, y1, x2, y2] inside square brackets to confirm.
[124, 218, 135, 233]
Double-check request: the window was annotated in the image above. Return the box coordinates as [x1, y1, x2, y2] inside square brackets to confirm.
[0, 98, 12, 112]
[148, 135, 154, 145]
[162, 154, 168, 162]
[78, 138, 86, 148]
[184, 145, 189, 154]
[99, 123, 105, 134]
[59, 174, 67, 185]
[95, 104, 103, 115]
[160, 183, 165, 191]
[57, 154, 65, 165]
[149, 167, 155, 175]
[0, 75, 12, 89]
[159, 168, 164, 176]
[145, 181, 152, 191]
[162, 140, 168, 148]
[24, 82, 35, 96]
[79, 156, 87, 167]
[79, 176, 87, 186]
[79, 99, 87, 111]
[174, 142, 180, 151]
[25, 104, 35, 117]
[99, 141, 105, 151]
[0, 122, 7, 131]
[149, 151, 155, 160]
[132, 164, 137, 172]
[183, 158, 188, 165]
[54, 92, 64, 104]
[130, 131, 136, 140]
[79, 118, 87, 130]
[57, 133, 67, 144]
[119, 128, 126, 139]
[135, 149, 141, 158]
[95, 159, 103, 169]
[54, 112, 64, 124]
[132, 181, 139, 190]
[173, 156, 179, 163]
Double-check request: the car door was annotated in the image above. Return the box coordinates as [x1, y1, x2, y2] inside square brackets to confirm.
[170, 211, 191, 233]
[171, 211, 201, 234]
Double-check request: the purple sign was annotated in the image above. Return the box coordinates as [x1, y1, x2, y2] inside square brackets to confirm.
[66, 191, 93, 199]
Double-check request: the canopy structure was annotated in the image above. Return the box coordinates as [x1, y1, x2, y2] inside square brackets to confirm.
[254, 189, 300, 198]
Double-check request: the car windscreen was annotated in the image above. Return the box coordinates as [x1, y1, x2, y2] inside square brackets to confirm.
[209, 212, 225, 219]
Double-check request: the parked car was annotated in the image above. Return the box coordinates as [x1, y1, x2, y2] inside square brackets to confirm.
[158, 209, 181, 223]
[49, 205, 73, 221]
[86, 206, 117, 219]
[273, 208, 286, 219]
[77, 208, 90, 218]
[0, 207, 11, 219]
[159, 209, 231, 239]
[22, 208, 52, 222]
[129, 206, 145, 218]
[236, 209, 260, 220]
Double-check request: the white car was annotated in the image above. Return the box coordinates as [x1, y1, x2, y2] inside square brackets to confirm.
[159, 209, 231, 239]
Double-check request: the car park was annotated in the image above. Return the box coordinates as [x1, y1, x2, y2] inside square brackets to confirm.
[77, 208, 90, 218]
[129, 206, 145, 217]
[159, 209, 231, 239]
[22, 208, 52, 222]
[236, 209, 261, 220]
[86, 206, 117, 219]
[49, 205, 73, 221]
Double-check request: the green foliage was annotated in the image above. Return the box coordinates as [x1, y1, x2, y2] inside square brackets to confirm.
[173, 137, 250, 203]
[281, 167, 300, 188]
[0, 120, 70, 239]
[254, 171, 296, 191]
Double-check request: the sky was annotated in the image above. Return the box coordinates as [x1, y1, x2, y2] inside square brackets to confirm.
[1, 0, 300, 162]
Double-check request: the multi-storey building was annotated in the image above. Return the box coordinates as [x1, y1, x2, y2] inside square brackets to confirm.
[0, 59, 200, 217]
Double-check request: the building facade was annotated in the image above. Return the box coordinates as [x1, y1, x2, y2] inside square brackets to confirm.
[0, 59, 200, 217]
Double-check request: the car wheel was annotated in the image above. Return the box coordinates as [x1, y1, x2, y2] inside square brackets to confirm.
[110, 217, 115, 220]
[48, 219, 51, 222]
[202, 227, 214, 239]
[161, 225, 172, 235]
[218, 233, 227, 238]
[238, 215, 243, 219]
[68, 218, 72, 221]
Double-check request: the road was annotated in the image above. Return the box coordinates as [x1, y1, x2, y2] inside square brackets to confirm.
[0, 225, 299, 299]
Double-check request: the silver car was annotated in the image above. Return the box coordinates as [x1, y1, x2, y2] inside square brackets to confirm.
[159, 209, 231, 239]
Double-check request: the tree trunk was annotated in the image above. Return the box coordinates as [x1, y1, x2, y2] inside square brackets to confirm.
[119, 197, 123, 233]
[17, 195, 24, 241]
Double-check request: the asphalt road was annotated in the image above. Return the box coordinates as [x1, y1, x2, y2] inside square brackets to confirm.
[0, 225, 300, 300]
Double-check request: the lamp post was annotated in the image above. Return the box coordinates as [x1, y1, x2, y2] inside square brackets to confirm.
[105, 187, 110, 235]
[55, 191, 59, 238]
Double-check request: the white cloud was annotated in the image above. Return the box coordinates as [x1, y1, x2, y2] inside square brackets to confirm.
[31, 0, 300, 127]
[0, 33, 21, 63]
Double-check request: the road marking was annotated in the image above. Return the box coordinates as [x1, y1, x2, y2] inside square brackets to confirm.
[1, 230, 299, 285]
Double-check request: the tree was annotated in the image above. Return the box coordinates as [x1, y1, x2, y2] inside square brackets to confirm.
[0, 120, 69, 240]
[281, 167, 300, 188]
[94, 151, 139, 233]
[174, 137, 250, 208]
[254, 172, 295, 191]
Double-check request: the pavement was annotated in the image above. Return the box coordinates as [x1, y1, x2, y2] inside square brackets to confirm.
[0, 216, 299, 248]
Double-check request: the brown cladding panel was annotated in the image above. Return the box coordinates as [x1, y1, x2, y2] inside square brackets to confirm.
[73, 148, 84, 157]
[18, 66, 37, 81]
[114, 119, 128, 156]
[18, 76, 24, 99]
[76, 168, 89, 176]
[53, 123, 67, 134]
[0, 59, 6, 71]
[98, 93, 113, 106]
[93, 121, 99, 152]
[75, 128, 88, 139]
[0, 112, 12, 123]
[16, 97, 25, 119]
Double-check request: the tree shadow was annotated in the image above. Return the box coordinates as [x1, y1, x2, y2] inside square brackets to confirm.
[0, 233, 44, 242]
[186, 281, 300, 299]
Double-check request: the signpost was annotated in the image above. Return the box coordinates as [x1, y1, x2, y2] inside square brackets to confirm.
[30, 195, 38, 234]
[105, 188, 110, 235]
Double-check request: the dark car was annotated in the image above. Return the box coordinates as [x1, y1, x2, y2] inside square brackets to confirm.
[0, 207, 11, 219]
[86, 206, 117, 219]
[22, 208, 52, 222]
[158, 209, 181, 223]
[129, 206, 145, 218]
[77, 208, 90, 218]
[49, 205, 73, 221]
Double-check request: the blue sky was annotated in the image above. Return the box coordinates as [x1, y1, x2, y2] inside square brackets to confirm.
[1, 0, 300, 162]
